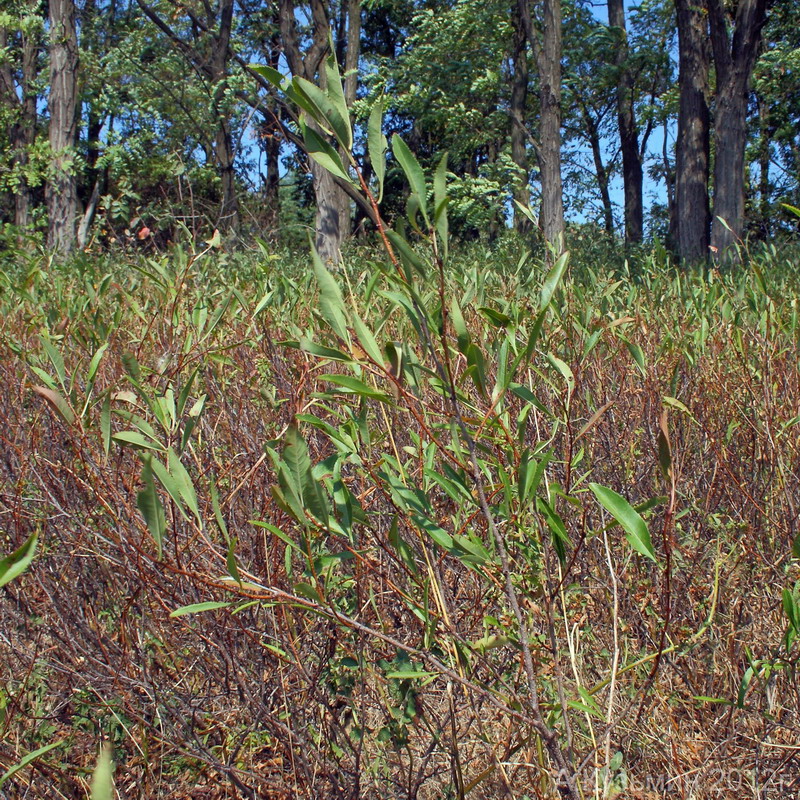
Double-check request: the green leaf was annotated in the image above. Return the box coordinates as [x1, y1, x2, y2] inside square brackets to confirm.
[295, 74, 352, 151]
[168, 448, 202, 525]
[470, 633, 513, 653]
[626, 340, 646, 375]
[663, 396, 696, 422]
[450, 297, 470, 354]
[513, 200, 537, 226]
[281, 425, 313, 502]
[385, 669, 436, 680]
[478, 306, 512, 327]
[113, 430, 166, 452]
[311, 247, 350, 341]
[537, 498, 570, 563]
[210, 476, 228, 539]
[391, 134, 428, 225]
[589, 483, 657, 563]
[296, 338, 353, 363]
[388, 516, 418, 574]
[412, 513, 454, 551]
[170, 601, 232, 617]
[226, 537, 242, 585]
[433, 152, 448, 259]
[783, 588, 799, 631]
[249, 63, 285, 88]
[300, 120, 353, 184]
[368, 100, 387, 202]
[351, 314, 384, 365]
[87, 343, 109, 385]
[150, 457, 190, 521]
[282, 426, 329, 528]
[466, 343, 488, 398]
[137, 459, 166, 560]
[385, 230, 427, 281]
[0, 740, 65, 790]
[39, 336, 66, 389]
[101, 394, 111, 458]
[0, 532, 38, 588]
[90, 745, 114, 800]
[121, 351, 142, 383]
[546, 353, 574, 392]
[318, 373, 391, 402]
[324, 53, 352, 149]
[540, 250, 570, 311]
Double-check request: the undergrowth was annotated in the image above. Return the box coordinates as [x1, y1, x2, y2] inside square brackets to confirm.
[0, 231, 799, 798]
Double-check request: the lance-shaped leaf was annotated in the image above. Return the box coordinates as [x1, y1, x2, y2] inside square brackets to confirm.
[324, 53, 352, 149]
[433, 153, 449, 260]
[0, 741, 65, 790]
[32, 385, 75, 425]
[368, 100, 387, 202]
[295, 75, 352, 151]
[0, 532, 38, 588]
[310, 244, 350, 341]
[386, 230, 426, 281]
[300, 120, 354, 184]
[318, 373, 391, 403]
[170, 601, 233, 617]
[540, 250, 570, 311]
[392, 134, 428, 225]
[282, 425, 329, 528]
[590, 483, 657, 563]
[250, 63, 285, 88]
[138, 458, 167, 560]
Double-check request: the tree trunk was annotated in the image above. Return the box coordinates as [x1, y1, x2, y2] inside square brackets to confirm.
[0, 20, 39, 230]
[674, 0, 711, 263]
[538, 0, 564, 252]
[582, 104, 614, 236]
[311, 159, 343, 265]
[280, 0, 351, 263]
[510, 0, 531, 234]
[707, 0, 768, 259]
[608, 0, 643, 244]
[17, 21, 38, 229]
[211, 0, 239, 233]
[518, 0, 564, 253]
[46, 0, 79, 254]
[335, 0, 361, 244]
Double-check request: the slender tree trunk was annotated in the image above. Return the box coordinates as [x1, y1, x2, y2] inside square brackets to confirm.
[608, 0, 643, 244]
[336, 0, 361, 243]
[260, 110, 282, 230]
[311, 160, 342, 265]
[582, 104, 614, 236]
[46, 0, 79, 254]
[538, 0, 565, 251]
[0, 21, 38, 230]
[674, 0, 711, 263]
[708, 0, 768, 259]
[211, 0, 238, 232]
[518, 0, 564, 253]
[510, 0, 531, 233]
[17, 23, 38, 228]
[664, 116, 678, 252]
[280, 0, 348, 262]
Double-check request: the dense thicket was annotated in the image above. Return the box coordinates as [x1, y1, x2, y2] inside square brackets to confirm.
[0, 0, 797, 261]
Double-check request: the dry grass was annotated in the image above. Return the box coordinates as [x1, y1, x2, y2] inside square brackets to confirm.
[0, 246, 799, 798]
